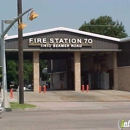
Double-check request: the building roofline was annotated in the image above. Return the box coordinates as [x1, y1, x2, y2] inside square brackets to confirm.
[120, 37, 130, 42]
[5, 26, 121, 42]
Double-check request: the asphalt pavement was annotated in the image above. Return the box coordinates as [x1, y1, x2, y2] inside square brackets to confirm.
[0, 90, 130, 130]
[0, 103, 130, 130]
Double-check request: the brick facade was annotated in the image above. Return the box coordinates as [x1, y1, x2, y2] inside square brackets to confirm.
[74, 52, 81, 91]
[33, 52, 40, 92]
[118, 66, 130, 91]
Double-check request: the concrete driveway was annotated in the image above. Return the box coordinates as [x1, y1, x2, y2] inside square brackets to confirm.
[8, 90, 130, 102]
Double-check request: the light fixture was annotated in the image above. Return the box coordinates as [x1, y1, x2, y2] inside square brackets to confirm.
[29, 10, 39, 21]
[17, 9, 38, 30]
[4, 20, 14, 24]
[18, 23, 27, 30]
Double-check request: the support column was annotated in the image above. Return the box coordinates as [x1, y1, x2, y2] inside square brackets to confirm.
[74, 52, 81, 91]
[33, 52, 39, 92]
[113, 52, 118, 90]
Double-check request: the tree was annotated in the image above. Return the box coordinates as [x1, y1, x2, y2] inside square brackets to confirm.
[6, 59, 33, 87]
[79, 16, 128, 38]
[23, 60, 33, 85]
[7, 60, 18, 86]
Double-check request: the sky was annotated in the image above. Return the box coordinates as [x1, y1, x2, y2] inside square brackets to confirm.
[0, 0, 130, 36]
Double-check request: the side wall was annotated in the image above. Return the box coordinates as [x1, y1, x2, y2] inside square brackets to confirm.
[117, 41, 130, 92]
[118, 66, 130, 91]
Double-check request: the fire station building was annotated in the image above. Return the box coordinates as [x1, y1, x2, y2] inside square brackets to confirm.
[1, 27, 130, 92]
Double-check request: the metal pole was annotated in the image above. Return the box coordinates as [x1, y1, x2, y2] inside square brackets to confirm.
[1, 8, 32, 38]
[17, 0, 24, 104]
[1, 20, 11, 109]
[0, 8, 32, 107]
[51, 59, 53, 89]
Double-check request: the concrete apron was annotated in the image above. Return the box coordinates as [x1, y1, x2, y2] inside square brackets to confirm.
[7, 90, 130, 102]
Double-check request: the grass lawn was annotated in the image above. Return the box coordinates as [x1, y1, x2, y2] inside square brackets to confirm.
[10, 102, 36, 110]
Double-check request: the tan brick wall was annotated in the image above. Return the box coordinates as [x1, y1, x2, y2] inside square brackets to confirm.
[74, 52, 81, 91]
[33, 52, 39, 92]
[118, 66, 130, 91]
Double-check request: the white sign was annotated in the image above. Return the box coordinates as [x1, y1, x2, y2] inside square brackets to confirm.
[28, 38, 93, 48]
